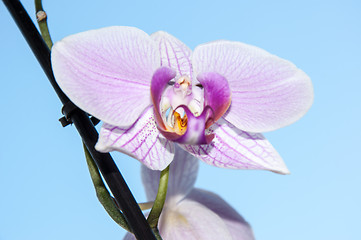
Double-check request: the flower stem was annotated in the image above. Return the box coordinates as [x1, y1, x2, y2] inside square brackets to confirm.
[34, 0, 131, 231]
[147, 165, 170, 233]
[83, 144, 131, 232]
[34, 0, 53, 49]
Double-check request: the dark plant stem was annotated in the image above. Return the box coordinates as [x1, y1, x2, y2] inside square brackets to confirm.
[2, 0, 156, 239]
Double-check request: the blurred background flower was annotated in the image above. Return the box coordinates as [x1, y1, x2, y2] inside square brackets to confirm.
[124, 146, 254, 240]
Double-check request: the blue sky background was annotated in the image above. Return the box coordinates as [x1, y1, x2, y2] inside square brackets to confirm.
[1, 0, 360, 239]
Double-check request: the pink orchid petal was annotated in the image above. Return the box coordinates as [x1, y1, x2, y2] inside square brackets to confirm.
[158, 199, 233, 240]
[141, 145, 199, 201]
[51, 26, 160, 126]
[123, 198, 234, 240]
[151, 31, 193, 79]
[182, 118, 290, 174]
[188, 188, 255, 240]
[95, 107, 174, 170]
[192, 41, 313, 132]
[197, 72, 231, 127]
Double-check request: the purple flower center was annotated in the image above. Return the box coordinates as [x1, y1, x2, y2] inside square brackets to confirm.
[151, 67, 232, 145]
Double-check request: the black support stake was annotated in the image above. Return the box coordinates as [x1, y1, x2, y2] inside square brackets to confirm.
[2, 1, 156, 239]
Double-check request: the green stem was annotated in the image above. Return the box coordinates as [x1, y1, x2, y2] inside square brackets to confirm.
[147, 165, 170, 233]
[152, 228, 163, 240]
[83, 144, 131, 232]
[34, 0, 53, 49]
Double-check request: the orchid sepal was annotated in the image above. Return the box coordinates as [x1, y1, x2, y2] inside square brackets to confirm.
[51, 26, 160, 127]
[193, 40, 313, 133]
[181, 117, 290, 174]
[95, 107, 175, 171]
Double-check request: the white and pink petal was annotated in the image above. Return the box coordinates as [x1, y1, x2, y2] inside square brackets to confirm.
[182, 118, 290, 174]
[151, 31, 193, 79]
[123, 199, 233, 240]
[51, 26, 160, 126]
[192, 40, 313, 133]
[157, 199, 233, 240]
[95, 107, 174, 171]
[187, 188, 255, 240]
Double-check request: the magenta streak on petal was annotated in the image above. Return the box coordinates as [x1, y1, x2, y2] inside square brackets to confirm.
[62, 42, 153, 92]
[211, 136, 260, 168]
[122, 123, 150, 149]
[139, 135, 161, 162]
[105, 107, 153, 146]
[213, 122, 271, 164]
[108, 124, 166, 169]
[169, 41, 192, 78]
[69, 53, 150, 87]
[163, 38, 183, 76]
[182, 47, 193, 80]
[242, 132, 272, 163]
[161, 38, 172, 69]
[176, 46, 193, 79]
[197, 72, 231, 128]
[154, 32, 193, 79]
[204, 143, 258, 169]
[97, 106, 175, 170]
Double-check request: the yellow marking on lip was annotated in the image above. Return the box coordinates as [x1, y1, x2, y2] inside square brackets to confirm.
[173, 111, 187, 135]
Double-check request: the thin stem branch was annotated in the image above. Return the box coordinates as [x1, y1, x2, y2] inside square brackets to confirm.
[34, 0, 52, 49]
[147, 165, 170, 235]
[83, 144, 131, 232]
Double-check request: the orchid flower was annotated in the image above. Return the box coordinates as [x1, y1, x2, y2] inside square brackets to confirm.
[124, 145, 255, 240]
[51, 26, 313, 173]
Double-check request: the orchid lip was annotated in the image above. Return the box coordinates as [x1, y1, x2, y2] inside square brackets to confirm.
[172, 105, 215, 145]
